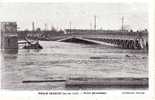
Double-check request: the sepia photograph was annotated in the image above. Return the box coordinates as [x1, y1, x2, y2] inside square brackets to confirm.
[0, 2, 149, 91]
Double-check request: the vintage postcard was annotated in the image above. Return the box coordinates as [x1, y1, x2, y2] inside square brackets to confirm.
[0, 0, 154, 100]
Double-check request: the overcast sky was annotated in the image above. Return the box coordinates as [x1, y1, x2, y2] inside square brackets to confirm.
[0, 3, 148, 30]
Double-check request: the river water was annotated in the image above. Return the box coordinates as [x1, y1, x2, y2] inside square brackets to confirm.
[1, 41, 148, 90]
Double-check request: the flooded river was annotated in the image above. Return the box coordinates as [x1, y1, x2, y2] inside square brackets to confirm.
[1, 41, 148, 90]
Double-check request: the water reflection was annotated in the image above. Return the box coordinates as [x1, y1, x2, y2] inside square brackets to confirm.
[2, 49, 18, 60]
[22, 49, 42, 53]
[4, 49, 18, 54]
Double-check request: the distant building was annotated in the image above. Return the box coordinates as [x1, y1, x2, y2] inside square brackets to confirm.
[17, 29, 65, 40]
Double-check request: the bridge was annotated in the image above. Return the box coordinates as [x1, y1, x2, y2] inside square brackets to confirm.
[57, 36, 118, 47]
[57, 36, 148, 50]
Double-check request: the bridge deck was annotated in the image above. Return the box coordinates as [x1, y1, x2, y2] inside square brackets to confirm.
[57, 36, 118, 47]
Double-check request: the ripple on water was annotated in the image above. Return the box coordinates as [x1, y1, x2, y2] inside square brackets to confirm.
[1, 41, 148, 90]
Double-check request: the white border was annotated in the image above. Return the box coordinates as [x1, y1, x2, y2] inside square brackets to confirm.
[0, 0, 155, 100]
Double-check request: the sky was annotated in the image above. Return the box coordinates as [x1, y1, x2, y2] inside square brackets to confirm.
[0, 3, 148, 31]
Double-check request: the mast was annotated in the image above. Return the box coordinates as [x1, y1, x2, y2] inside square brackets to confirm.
[32, 21, 35, 31]
[121, 16, 124, 31]
[44, 23, 47, 31]
[69, 21, 71, 34]
[94, 15, 96, 30]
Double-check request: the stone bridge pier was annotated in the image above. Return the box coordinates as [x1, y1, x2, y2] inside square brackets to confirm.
[0, 22, 18, 54]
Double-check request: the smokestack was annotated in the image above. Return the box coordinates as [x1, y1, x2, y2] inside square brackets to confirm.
[32, 21, 35, 31]
[121, 16, 124, 31]
[94, 15, 96, 30]
[69, 21, 71, 34]
[44, 24, 47, 31]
